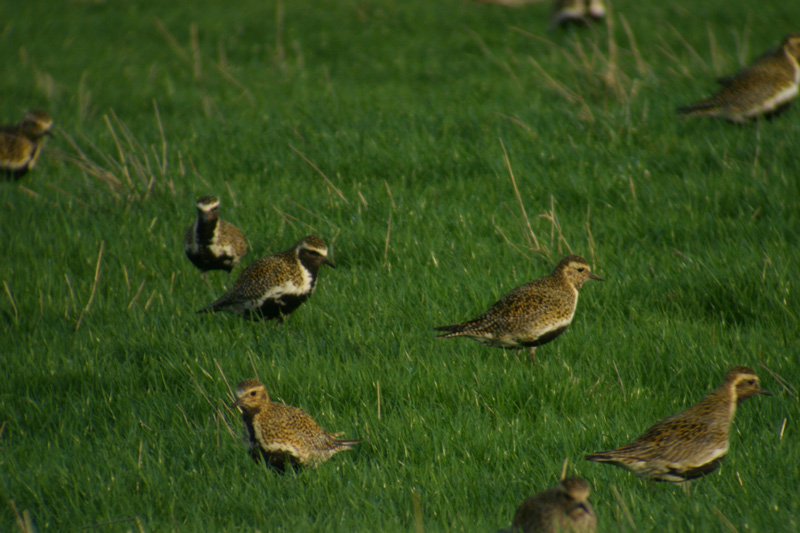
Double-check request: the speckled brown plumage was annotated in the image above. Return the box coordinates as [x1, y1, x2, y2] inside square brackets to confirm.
[586, 366, 771, 483]
[198, 235, 334, 322]
[0, 110, 53, 180]
[500, 477, 597, 533]
[550, 0, 606, 29]
[435, 254, 603, 361]
[232, 378, 360, 471]
[678, 33, 800, 123]
[184, 195, 247, 274]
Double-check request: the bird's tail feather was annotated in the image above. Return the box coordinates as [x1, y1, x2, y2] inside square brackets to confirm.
[676, 101, 718, 116]
[585, 452, 616, 463]
[336, 438, 362, 447]
[434, 319, 481, 337]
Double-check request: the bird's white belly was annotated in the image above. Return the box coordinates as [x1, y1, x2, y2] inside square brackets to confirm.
[746, 84, 799, 116]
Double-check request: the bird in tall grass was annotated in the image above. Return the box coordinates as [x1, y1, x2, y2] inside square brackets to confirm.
[500, 476, 597, 533]
[232, 378, 360, 471]
[550, 0, 606, 30]
[0, 110, 53, 180]
[678, 33, 800, 123]
[586, 366, 771, 483]
[198, 235, 334, 323]
[184, 195, 247, 277]
[435, 254, 603, 362]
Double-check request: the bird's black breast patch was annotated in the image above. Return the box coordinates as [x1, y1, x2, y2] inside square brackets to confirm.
[523, 325, 569, 347]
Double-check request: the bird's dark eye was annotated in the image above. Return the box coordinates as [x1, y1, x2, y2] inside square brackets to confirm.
[250, 391, 257, 396]
[577, 267, 585, 272]
[748, 379, 756, 386]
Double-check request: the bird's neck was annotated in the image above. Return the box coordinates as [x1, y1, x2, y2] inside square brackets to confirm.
[195, 215, 219, 245]
[297, 253, 323, 285]
[698, 384, 737, 423]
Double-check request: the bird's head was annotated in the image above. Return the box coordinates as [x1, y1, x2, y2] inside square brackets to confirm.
[555, 255, 604, 289]
[21, 110, 53, 138]
[724, 366, 771, 404]
[232, 379, 270, 412]
[195, 195, 220, 221]
[296, 235, 336, 269]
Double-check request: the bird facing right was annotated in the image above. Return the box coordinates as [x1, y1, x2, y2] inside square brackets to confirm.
[435, 254, 603, 362]
[0, 110, 53, 180]
[198, 235, 334, 323]
[232, 378, 360, 471]
[586, 366, 771, 483]
[677, 33, 800, 123]
[500, 476, 597, 533]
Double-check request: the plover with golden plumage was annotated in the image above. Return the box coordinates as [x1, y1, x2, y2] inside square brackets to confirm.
[500, 476, 597, 533]
[586, 366, 770, 483]
[232, 378, 360, 471]
[184, 195, 247, 276]
[198, 235, 334, 323]
[0, 110, 53, 180]
[435, 254, 603, 361]
[678, 33, 800, 123]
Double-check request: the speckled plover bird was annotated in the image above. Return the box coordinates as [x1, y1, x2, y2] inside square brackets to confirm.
[500, 476, 597, 533]
[586, 366, 770, 483]
[184, 195, 247, 276]
[435, 254, 603, 362]
[678, 33, 800, 123]
[0, 110, 53, 180]
[198, 235, 334, 323]
[232, 378, 360, 471]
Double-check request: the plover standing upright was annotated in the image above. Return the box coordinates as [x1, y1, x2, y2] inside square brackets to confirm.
[586, 366, 771, 483]
[435, 254, 603, 361]
[184, 195, 247, 276]
[198, 235, 334, 323]
[678, 33, 800, 123]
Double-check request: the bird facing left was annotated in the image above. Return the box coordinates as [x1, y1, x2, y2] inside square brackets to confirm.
[232, 378, 360, 471]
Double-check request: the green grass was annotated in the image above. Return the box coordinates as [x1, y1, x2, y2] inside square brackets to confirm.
[2, 0, 800, 530]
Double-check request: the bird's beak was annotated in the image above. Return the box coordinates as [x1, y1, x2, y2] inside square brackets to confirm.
[231, 398, 242, 408]
[324, 258, 336, 268]
[589, 272, 604, 281]
[756, 387, 772, 396]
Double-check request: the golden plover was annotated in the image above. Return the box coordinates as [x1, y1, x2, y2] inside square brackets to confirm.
[678, 33, 800, 123]
[500, 476, 597, 533]
[232, 378, 360, 471]
[586, 366, 771, 483]
[198, 235, 334, 322]
[550, 0, 606, 30]
[435, 254, 603, 361]
[0, 110, 53, 180]
[184, 195, 247, 276]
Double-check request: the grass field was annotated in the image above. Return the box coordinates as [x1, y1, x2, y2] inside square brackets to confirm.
[2, 0, 800, 531]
